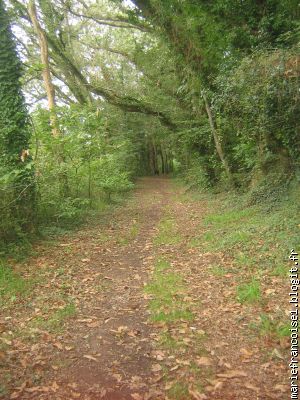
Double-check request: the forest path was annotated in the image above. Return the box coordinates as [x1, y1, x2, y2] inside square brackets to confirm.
[1, 178, 287, 399]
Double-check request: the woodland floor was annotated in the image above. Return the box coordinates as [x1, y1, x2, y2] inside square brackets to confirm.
[0, 177, 289, 400]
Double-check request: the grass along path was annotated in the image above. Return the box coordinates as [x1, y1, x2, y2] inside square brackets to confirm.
[0, 177, 291, 399]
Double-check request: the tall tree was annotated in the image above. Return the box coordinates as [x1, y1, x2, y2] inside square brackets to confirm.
[28, 0, 60, 137]
[0, 0, 35, 229]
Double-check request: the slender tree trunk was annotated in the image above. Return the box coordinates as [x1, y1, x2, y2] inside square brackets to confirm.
[28, 0, 59, 138]
[202, 93, 232, 180]
[160, 145, 165, 174]
[152, 138, 158, 175]
[169, 153, 174, 173]
[148, 141, 155, 175]
[165, 151, 169, 174]
[88, 157, 92, 206]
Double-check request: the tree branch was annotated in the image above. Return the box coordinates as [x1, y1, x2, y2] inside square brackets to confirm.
[46, 34, 176, 129]
[67, 7, 151, 32]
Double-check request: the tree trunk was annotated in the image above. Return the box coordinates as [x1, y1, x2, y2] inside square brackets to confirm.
[28, 0, 70, 195]
[152, 138, 159, 175]
[165, 151, 169, 174]
[148, 141, 155, 175]
[28, 0, 59, 138]
[160, 145, 165, 174]
[88, 156, 92, 206]
[202, 93, 232, 181]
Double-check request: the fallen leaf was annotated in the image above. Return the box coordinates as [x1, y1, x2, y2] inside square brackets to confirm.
[1, 338, 12, 346]
[25, 387, 50, 393]
[217, 370, 247, 379]
[188, 389, 208, 400]
[82, 277, 94, 282]
[151, 364, 162, 372]
[51, 381, 59, 392]
[271, 348, 284, 360]
[112, 373, 122, 382]
[10, 393, 20, 399]
[265, 288, 276, 295]
[240, 348, 253, 357]
[68, 383, 78, 389]
[83, 355, 98, 362]
[15, 382, 27, 392]
[196, 357, 213, 366]
[214, 381, 224, 391]
[87, 321, 100, 328]
[244, 383, 260, 392]
[53, 342, 63, 350]
[131, 394, 143, 400]
[275, 384, 288, 392]
[165, 382, 173, 390]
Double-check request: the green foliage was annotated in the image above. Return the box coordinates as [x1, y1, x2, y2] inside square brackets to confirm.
[126, 0, 300, 187]
[255, 314, 290, 338]
[30, 105, 136, 230]
[182, 156, 211, 190]
[201, 181, 298, 267]
[0, 0, 35, 242]
[0, 1, 29, 167]
[204, 208, 255, 225]
[0, 263, 30, 306]
[237, 279, 261, 304]
[93, 156, 134, 199]
[213, 48, 300, 187]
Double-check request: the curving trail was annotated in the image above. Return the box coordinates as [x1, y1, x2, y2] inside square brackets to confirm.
[1, 178, 287, 400]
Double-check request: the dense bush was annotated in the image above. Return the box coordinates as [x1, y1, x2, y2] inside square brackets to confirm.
[214, 48, 300, 185]
[32, 106, 137, 224]
[0, 104, 139, 251]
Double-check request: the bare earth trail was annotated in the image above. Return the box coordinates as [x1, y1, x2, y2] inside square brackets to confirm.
[1, 178, 288, 400]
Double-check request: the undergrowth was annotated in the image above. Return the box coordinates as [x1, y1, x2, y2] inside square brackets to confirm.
[189, 180, 300, 275]
[0, 262, 31, 307]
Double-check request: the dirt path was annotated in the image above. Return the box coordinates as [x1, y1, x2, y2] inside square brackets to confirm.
[0, 178, 287, 400]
